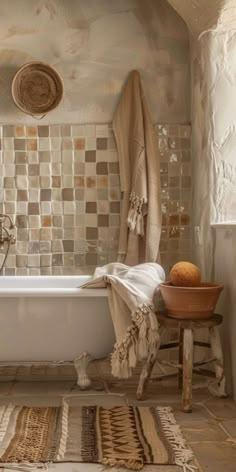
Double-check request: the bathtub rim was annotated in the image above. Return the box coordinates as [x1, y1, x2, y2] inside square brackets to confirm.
[0, 275, 108, 297]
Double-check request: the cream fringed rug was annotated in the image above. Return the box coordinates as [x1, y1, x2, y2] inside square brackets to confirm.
[0, 404, 196, 471]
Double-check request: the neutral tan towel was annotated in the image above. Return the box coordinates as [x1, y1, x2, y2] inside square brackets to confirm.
[113, 70, 162, 265]
[82, 262, 165, 378]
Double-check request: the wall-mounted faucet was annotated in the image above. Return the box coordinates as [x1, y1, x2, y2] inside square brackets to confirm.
[0, 214, 16, 274]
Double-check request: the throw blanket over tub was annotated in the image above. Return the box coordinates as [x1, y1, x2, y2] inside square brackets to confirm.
[82, 263, 165, 378]
[113, 70, 162, 265]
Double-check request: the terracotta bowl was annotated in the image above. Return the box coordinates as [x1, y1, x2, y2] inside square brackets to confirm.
[159, 282, 224, 319]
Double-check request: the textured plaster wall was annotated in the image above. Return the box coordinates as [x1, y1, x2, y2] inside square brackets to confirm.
[0, 0, 190, 124]
[167, 0, 236, 398]
[213, 226, 236, 397]
[168, 1, 236, 225]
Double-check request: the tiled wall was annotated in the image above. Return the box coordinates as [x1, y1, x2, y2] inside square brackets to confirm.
[0, 124, 191, 276]
[157, 124, 192, 276]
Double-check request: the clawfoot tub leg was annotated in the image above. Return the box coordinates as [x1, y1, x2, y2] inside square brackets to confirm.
[74, 352, 93, 390]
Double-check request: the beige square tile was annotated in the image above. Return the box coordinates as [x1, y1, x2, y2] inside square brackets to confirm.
[3, 150, 14, 163]
[27, 254, 40, 267]
[62, 175, 73, 187]
[29, 189, 40, 202]
[14, 126, 26, 137]
[96, 124, 110, 137]
[62, 138, 73, 150]
[4, 165, 15, 177]
[97, 175, 108, 188]
[85, 214, 98, 226]
[85, 163, 96, 175]
[26, 126, 38, 137]
[3, 137, 14, 150]
[84, 124, 95, 136]
[74, 151, 85, 162]
[38, 137, 50, 150]
[40, 163, 51, 175]
[16, 202, 28, 214]
[51, 138, 61, 151]
[86, 176, 96, 188]
[97, 200, 109, 213]
[50, 125, 61, 137]
[40, 176, 51, 189]
[61, 125, 71, 137]
[85, 188, 97, 201]
[74, 138, 85, 150]
[63, 201, 75, 214]
[86, 137, 96, 150]
[29, 215, 40, 228]
[41, 202, 51, 214]
[52, 189, 62, 201]
[16, 175, 28, 189]
[75, 201, 85, 214]
[51, 201, 63, 214]
[62, 150, 73, 163]
[27, 139, 38, 151]
[71, 125, 85, 136]
[27, 151, 38, 163]
[51, 150, 61, 162]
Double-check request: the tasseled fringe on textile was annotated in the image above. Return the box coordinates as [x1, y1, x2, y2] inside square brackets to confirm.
[102, 457, 143, 470]
[127, 192, 147, 236]
[111, 303, 159, 378]
[56, 400, 69, 460]
[157, 407, 198, 472]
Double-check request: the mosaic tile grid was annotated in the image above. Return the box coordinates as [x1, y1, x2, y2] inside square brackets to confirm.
[156, 124, 192, 276]
[0, 124, 191, 276]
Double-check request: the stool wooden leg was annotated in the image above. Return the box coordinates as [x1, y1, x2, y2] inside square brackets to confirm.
[209, 326, 227, 397]
[136, 326, 164, 400]
[182, 329, 193, 413]
[136, 350, 157, 400]
[178, 328, 184, 390]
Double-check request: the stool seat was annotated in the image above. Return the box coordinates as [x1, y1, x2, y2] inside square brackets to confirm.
[156, 312, 223, 329]
[136, 312, 227, 412]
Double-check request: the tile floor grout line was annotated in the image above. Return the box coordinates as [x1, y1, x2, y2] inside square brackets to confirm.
[201, 402, 236, 444]
[201, 402, 223, 420]
[218, 422, 236, 444]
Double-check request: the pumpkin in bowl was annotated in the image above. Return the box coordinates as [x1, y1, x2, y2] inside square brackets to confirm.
[170, 261, 201, 287]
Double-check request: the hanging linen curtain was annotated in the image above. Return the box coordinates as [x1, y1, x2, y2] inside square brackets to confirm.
[113, 70, 162, 265]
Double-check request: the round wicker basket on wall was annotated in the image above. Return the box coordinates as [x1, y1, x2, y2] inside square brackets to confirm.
[11, 61, 63, 118]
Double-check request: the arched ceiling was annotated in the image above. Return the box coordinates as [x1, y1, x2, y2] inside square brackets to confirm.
[166, 0, 235, 36]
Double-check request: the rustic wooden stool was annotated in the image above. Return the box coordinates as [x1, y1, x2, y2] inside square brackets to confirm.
[136, 313, 227, 412]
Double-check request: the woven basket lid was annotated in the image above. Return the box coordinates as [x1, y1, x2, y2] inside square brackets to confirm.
[12, 62, 63, 116]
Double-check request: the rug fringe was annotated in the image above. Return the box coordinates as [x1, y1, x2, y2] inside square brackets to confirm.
[156, 407, 198, 472]
[0, 405, 15, 442]
[56, 401, 69, 460]
[0, 463, 50, 472]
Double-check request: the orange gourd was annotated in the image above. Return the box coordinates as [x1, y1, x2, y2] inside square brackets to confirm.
[170, 261, 201, 287]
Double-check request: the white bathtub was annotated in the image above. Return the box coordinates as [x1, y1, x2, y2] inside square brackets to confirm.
[0, 276, 115, 363]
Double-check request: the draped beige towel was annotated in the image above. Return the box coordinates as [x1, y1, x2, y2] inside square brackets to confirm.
[82, 262, 165, 379]
[113, 70, 162, 265]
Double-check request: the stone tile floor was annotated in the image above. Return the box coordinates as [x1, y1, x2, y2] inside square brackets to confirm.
[0, 359, 235, 472]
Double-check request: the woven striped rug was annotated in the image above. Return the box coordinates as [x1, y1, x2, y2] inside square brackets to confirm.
[0, 404, 196, 471]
